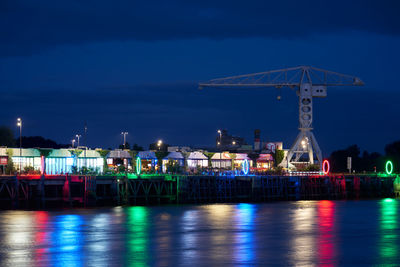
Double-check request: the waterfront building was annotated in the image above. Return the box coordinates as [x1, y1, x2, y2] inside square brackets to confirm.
[256, 153, 274, 169]
[162, 151, 185, 173]
[187, 151, 208, 169]
[233, 153, 252, 170]
[9, 148, 42, 172]
[77, 149, 104, 173]
[138, 151, 157, 172]
[106, 149, 132, 170]
[45, 149, 74, 175]
[211, 152, 232, 169]
[0, 148, 7, 174]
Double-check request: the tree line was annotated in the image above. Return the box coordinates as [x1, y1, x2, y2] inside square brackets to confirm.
[329, 141, 400, 173]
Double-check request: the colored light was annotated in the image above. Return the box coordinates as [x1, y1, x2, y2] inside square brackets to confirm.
[136, 157, 141, 175]
[386, 161, 393, 175]
[242, 159, 249, 175]
[322, 160, 330, 175]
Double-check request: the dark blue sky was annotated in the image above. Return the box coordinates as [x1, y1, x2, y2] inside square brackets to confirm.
[1, 0, 399, 155]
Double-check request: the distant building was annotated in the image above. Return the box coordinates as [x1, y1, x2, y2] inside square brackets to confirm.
[168, 146, 192, 153]
[216, 129, 246, 149]
[253, 129, 283, 153]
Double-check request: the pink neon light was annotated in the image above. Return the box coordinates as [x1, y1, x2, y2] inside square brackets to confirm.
[322, 160, 330, 175]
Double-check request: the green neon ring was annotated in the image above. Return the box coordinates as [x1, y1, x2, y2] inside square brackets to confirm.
[386, 160, 393, 175]
[136, 157, 141, 175]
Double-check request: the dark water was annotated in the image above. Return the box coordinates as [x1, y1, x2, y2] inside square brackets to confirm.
[0, 200, 399, 266]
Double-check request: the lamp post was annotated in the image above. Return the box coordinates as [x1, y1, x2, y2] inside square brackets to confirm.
[121, 132, 128, 149]
[157, 140, 162, 151]
[76, 135, 81, 147]
[71, 139, 76, 148]
[217, 130, 222, 171]
[17, 118, 22, 174]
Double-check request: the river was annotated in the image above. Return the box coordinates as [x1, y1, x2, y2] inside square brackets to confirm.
[0, 199, 398, 266]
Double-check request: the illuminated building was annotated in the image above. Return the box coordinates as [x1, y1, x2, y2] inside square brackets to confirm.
[137, 151, 157, 172]
[256, 153, 274, 169]
[187, 151, 208, 169]
[0, 148, 7, 174]
[233, 153, 252, 170]
[162, 152, 184, 173]
[106, 149, 132, 170]
[76, 149, 104, 173]
[211, 152, 232, 169]
[45, 149, 74, 175]
[9, 148, 42, 172]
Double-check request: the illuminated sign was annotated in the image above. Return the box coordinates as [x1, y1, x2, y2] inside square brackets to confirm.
[386, 161, 393, 175]
[242, 158, 249, 175]
[0, 157, 8, 165]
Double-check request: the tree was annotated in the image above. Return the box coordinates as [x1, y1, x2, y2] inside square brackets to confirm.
[273, 149, 284, 167]
[330, 145, 361, 172]
[19, 136, 68, 148]
[5, 157, 15, 175]
[0, 126, 15, 147]
[155, 151, 169, 172]
[329, 145, 382, 173]
[149, 142, 168, 151]
[119, 142, 131, 150]
[247, 152, 259, 168]
[132, 144, 144, 151]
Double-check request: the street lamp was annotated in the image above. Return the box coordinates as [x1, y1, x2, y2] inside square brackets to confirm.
[217, 130, 222, 146]
[121, 132, 128, 149]
[232, 141, 236, 145]
[76, 135, 82, 147]
[71, 139, 76, 148]
[217, 130, 222, 171]
[17, 118, 22, 174]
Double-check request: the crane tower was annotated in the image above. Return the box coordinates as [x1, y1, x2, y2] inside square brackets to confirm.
[199, 66, 363, 169]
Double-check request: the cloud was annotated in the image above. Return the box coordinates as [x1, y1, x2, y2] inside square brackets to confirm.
[0, 0, 399, 57]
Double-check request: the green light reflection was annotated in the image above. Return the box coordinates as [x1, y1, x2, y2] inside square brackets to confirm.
[126, 206, 149, 267]
[380, 198, 398, 261]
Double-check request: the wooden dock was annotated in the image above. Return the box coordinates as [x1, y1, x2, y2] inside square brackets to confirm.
[0, 174, 398, 208]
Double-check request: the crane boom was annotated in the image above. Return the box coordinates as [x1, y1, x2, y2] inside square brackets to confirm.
[199, 65, 363, 170]
[199, 65, 363, 88]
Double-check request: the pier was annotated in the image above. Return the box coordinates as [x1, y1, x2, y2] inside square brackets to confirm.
[0, 174, 398, 209]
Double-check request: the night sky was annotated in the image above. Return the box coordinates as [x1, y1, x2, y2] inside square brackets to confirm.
[1, 0, 399, 155]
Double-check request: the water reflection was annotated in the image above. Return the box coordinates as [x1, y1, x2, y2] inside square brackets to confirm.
[0, 201, 398, 266]
[34, 211, 50, 266]
[181, 209, 200, 262]
[379, 198, 398, 264]
[126, 206, 148, 267]
[5, 212, 35, 266]
[206, 204, 235, 264]
[233, 203, 256, 265]
[317, 200, 336, 266]
[86, 213, 112, 266]
[290, 201, 317, 266]
[51, 214, 84, 267]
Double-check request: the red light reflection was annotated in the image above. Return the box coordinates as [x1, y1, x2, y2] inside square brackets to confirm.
[318, 200, 335, 267]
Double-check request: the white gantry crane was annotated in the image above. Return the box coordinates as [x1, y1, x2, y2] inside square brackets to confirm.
[199, 66, 363, 169]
